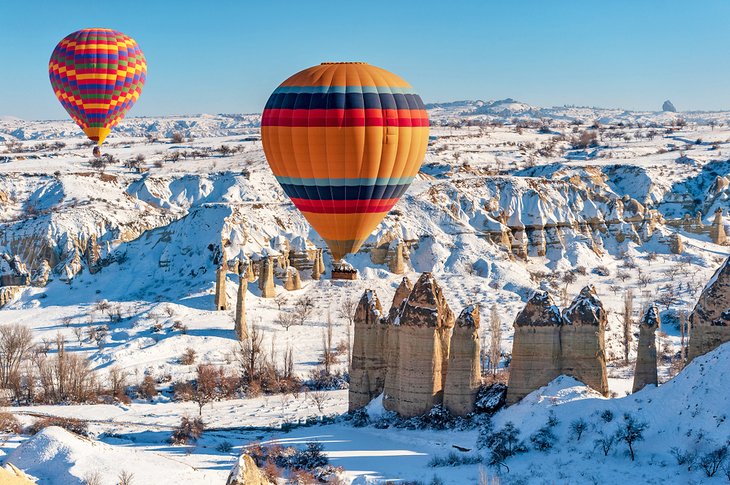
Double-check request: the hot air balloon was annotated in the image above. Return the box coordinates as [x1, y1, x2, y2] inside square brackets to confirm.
[49, 28, 146, 146]
[261, 62, 429, 272]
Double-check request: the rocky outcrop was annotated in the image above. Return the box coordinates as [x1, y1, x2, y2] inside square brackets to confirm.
[633, 305, 659, 392]
[0, 463, 35, 485]
[662, 100, 677, 112]
[710, 208, 727, 245]
[287, 236, 317, 273]
[283, 267, 301, 291]
[506, 292, 564, 405]
[84, 234, 101, 274]
[387, 239, 406, 274]
[0, 286, 21, 308]
[443, 305, 481, 416]
[257, 256, 276, 298]
[561, 286, 609, 396]
[507, 286, 609, 404]
[688, 257, 730, 360]
[214, 264, 228, 310]
[226, 453, 274, 485]
[0, 254, 30, 287]
[670, 234, 684, 254]
[384, 273, 455, 417]
[349, 290, 386, 411]
[311, 250, 322, 280]
[388, 277, 413, 323]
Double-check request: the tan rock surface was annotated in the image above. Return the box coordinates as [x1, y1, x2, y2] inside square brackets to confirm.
[443, 304, 481, 416]
[633, 305, 659, 393]
[226, 453, 274, 485]
[349, 289, 386, 411]
[214, 264, 228, 310]
[688, 257, 730, 360]
[258, 257, 276, 298]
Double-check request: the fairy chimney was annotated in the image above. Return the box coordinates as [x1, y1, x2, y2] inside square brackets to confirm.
[710, 208, 727, 245]
[283, 267, 301, 291]
[258, 257, 276, 298]
[443, 305, 481, 416]
[383, 272, 455, 417]
[632, 305, 659, 392]
[688, 257, 730, 360]
[349, 290, 386, 411]
[214, 264, 229, 310]
[234, 264, 248, 341]
[561, 285, 609, 396]
[506, 292, 564, 405]
[311, 250, 322, 280]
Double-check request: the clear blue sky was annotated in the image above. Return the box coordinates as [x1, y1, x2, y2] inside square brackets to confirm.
[1, 0, 729, 119]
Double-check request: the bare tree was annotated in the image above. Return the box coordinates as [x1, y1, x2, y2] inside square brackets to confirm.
[622, 290, 634, 365]
[0, 324, 34, 388]
[193, 364, 217, 417]
[309, 390, 328, 413]
[293, 296, 315, 325]
[118, 470, 135, 485]
[236, 324, 264, 383]
[337, 296, 357, 365]
[275, 311, 298, 332]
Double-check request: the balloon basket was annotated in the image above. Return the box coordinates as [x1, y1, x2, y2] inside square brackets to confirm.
[331, 262, 358, 280]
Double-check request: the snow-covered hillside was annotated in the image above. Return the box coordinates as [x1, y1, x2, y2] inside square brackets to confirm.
[2, 102, 730, 483]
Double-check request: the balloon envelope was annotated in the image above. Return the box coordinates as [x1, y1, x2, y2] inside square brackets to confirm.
[49, 28, 146, 145]
[261, 62, 429, 260]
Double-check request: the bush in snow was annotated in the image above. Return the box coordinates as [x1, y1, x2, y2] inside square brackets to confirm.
[349, 408, 369, 428]
[570, 418, 588, 441]
[594, 432, 616, 457]
[28, 416, 88, 436]
[599, 409, 615, 423]
[170, 415, 204, 444]
[530, 425, 557, 452]
[180, 347, 196, 365]
[670, 446, 697, 471]
[428, 451, 482, 467]
[474, 383, 507, 414]
[482, 421, 527, 466]
[216, 441, 233, 453]
[476, 418, 495, 450]
[0, 412, 21, 434]
[615, 413, 648, 461]
[698, 443, 729, 477]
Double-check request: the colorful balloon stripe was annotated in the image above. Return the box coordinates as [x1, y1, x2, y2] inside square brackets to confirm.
[49, 28, 146, 145]
[262, 62, 429, 261]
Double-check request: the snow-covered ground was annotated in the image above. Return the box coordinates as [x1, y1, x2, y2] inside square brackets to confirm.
[2, 102, 730, 483]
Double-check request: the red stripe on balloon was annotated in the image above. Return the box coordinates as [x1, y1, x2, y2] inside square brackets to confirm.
[290, 198, 398, 214]
[262, 108, 429, 127]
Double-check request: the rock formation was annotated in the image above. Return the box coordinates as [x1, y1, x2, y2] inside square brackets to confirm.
[662, 100, 677, 112]
[506, 286, 609, 405]
[633, 305, 659, 392]
[710, 208, 727, 245]
[226, 453, 274, 485]
[506, 292, 564, 405]
[0, 254, 30, 287]
[214, 263, 228, 310]
[0, 286, 21, 308]
[283, 267, 301, 291]
[349, 290, 386, 411]
[258, 256, 276, 298]
[670, 233, 684, 254]
[311, 250, 322, 280]
[234, 267, 247, 341]
[0, 463, 35, 485]
[383, 273, 455, 417]
[387, 240, 405, 274]
[387, 277, 413, 323]
[288, 236, 317, 273]
[688, 257, 730, 360]
[561, 286, 609, 396]
[443, 304, 481, 416]
[84, 234, 101, 274]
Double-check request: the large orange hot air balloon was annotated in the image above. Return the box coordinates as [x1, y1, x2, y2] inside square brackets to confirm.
[262, 62, 429, 262]
[49, 28, 146, 145]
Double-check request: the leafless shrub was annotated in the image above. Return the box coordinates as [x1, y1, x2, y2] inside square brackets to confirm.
[171, 415, 204, 444]
[28, 416, 88, 436]
[180, 347, 197, 365]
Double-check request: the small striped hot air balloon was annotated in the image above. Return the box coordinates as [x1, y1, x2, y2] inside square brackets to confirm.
[262, 62, 429, 263]
[49, 28, 146, 146]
